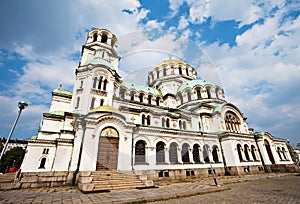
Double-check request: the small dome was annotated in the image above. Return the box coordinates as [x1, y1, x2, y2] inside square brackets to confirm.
[92, 105, 122, 115]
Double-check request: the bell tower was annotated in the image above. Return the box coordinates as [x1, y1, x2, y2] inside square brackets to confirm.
[72, 28, 121, 114]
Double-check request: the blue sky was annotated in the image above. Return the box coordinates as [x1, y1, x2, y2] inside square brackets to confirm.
[0, 0, 299, 147]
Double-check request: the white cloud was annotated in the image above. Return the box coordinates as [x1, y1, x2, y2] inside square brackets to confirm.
[178, 16, 189, 30]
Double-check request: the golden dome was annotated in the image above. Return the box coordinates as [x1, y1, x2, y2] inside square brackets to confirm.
[92, 105, 122, 115]
[157, 58, 187, 67]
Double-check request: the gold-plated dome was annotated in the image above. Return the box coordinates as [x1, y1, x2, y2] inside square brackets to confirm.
[157, 58, 187, 67]
[92, 105, 122, 115]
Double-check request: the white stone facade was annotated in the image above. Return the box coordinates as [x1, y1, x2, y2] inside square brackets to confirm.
[21, 28, 294, 178]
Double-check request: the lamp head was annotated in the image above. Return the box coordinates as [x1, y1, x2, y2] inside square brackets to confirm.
[18, 101, 28, 110]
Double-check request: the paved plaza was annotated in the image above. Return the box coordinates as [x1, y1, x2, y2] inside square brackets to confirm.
[0, 173, 299, 203]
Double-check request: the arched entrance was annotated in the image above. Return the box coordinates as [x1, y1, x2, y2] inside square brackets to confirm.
[264, 139, 275, 164]
[97, 127, 119, 170]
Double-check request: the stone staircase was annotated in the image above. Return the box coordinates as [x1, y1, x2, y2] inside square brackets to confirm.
[0, 173, 20, 190]
[78, 170, 153, 193]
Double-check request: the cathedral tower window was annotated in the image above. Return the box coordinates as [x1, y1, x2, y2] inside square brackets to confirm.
[156, 97, 160, 106]
[156, 70, 159, 79]
[39, 157, 46, 169]
[187, 91, 191, 101]
[182, 121, 186, 130]
[186, 68, 189, 76]
[139, 93, 144, 103]
[135, 140, 146, 163]
[179, 120, 182, 129]
[79, 80, 83, 88]
[98, 76, 103, 90]
[142, 114, 146, 125]
[193, 144, 200, 163]
[196, 89, 201, 99]
[147, 115, 151, 125]
[42, 148, 49, 154]
[93, 33, 98, 42]
[75, 97, 80, 109]
[166, 118, 170, 128]
[100, 99, 104, 106]
[162, 118, 165, 127]
[181, 143, 190, 163]
[93, 77, 97, 89]
[156, 142, 165, 163]
[169, 142, 178, 163]
[130, 91, 135, 101]
[103, 79, 108, 91]
[212, 145, 219, 163]
[119, 88, 125, 99]
[148, 95, 152, 105]
[163, 67, 167, 76]
[90, 97, 96, 109]
[206, 87, 211, 98]
[101, 34, 108, 43]
[179, 66, 182, 75]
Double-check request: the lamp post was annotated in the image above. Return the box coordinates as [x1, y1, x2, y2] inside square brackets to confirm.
[0, 101, 28, 162]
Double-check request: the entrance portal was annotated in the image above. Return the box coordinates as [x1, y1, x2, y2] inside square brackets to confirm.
[97, 127, 119, 170]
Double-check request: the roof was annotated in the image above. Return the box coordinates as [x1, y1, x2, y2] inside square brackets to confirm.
[177, 79, 218, 92]
[122, 81, 160, 96]
[53, 89, 73, 96]
[92, 105, 122, 115]
[82, 58, 116, 71]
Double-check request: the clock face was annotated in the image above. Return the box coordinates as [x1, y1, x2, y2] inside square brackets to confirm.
[100, 127, 119, 138]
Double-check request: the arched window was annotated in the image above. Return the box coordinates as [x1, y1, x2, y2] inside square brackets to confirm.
[156, 142, 165, 163]
[193, 144, 200, 163]
[251, 145, 257, 161]
[186, 68, 189, 76]
[156, 97, 160, 106]
[206, 87, 211, 98]
[101, 34, 108, 43]
[103, 79, 108, 91]
[212, 145, 219, 163]
[179, 120, 182, 129]
[179, 66, 182, 75]
[142, 114, 146, 125]
[282, 147, 287, 160]
[237, 144, 243, 161]
[264, 139, 275, 164]
[90, 97, 96, 109]
[119, 88, 125, 99]
[98, 76, 103, 90]
[163, 67, 167, 76]
[156, 70, 159, 79]
[135, 140, 146, 163]
[182, 121, 186, 130]
[100, 99, 104, 106]
[179, 94, 183, 104]
[277, 147, 282, 160]
[166, 118, 170, 128]
[203, 144, 210, 163]
[147, 115, 151, 125]
[225, 111, 241, 133]
[93, 77, 97, 88]
[39, 157, 46, 169]
[75, 97, 80, 109]
[215, 88, 219, 99]
[244, 144, 250, 161]
[93, 33, 98, 42]
[130, 91, 135, 101]
[169, 142, 178, 163]
[139, 93, 144, 103]
[187, 91, 191, 101]
[182, 143, 190, 163]
[148, 95, 152, 105]
[196, 89, 201, 99]
[162, 118, 165, 127]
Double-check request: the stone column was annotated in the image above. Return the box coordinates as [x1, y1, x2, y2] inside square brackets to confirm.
[165, 147, 170, 164]
[188, 148, 194, 163]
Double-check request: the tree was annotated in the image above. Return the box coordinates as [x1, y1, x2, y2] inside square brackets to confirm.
[0, 147, 25, 173]
[286, 142, 297, 164]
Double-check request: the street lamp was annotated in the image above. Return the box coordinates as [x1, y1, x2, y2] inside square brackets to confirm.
[0, 101, 28, 162]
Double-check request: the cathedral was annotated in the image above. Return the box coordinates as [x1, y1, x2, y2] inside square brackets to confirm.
[20, 28, 294, 191]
